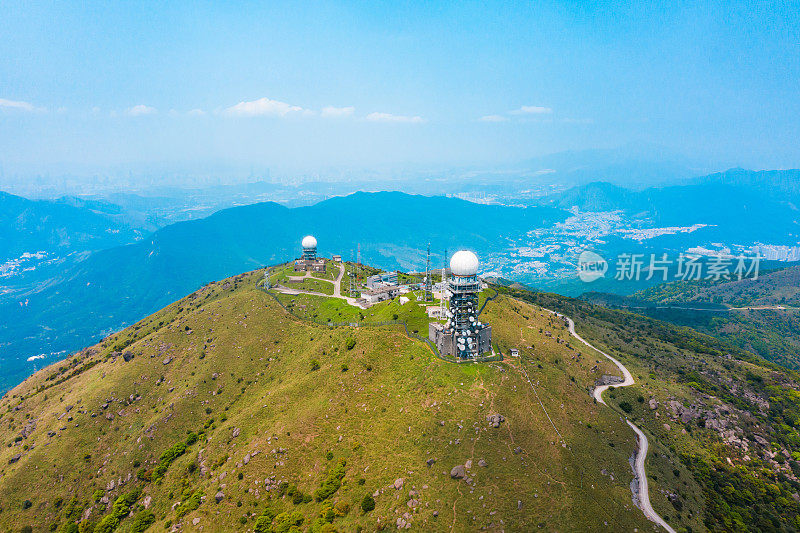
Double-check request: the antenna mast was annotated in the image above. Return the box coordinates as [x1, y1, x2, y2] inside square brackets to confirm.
[424, 243, 432, 301]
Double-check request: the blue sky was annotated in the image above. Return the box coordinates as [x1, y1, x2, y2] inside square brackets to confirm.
[1, 1, 799, 178]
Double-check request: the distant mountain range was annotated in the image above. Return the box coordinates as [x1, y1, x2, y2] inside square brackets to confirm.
[0, 192, 565, 389]
[1, 168, 799, 389]
[0, 191, 143, 262]
[537, 169, 800, 246]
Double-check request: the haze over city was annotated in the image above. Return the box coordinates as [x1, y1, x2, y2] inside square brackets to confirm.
[2, 0, 799, 185]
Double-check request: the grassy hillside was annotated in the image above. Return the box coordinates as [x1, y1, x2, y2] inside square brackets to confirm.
[505, 287, 800, 532]
[0, 269, 657, 532]
[6, 266, 800, 531]
[584, 265, 800, 370]
[635, 266, 800, 308]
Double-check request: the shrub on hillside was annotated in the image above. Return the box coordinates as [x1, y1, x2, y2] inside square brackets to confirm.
[311, 359, 321, 371]
[333, 501, 349, 516]
[361, 494, 375, 513]
[130, 510, 155, 533]
[272, 511, 305, 533]
[345, 338, 356, 350]
[314, 459, 347, 501]
[253, 507, 277, 533]
[175, 490, 203, 518]
[94, 489, 141, 533]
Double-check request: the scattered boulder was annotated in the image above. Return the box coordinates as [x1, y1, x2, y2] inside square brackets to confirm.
[8, 453, 21, 464]
[597, 375, 624, 386]
[232, 427, 240, 438]
[513, 447, 523, 455]
[465, 459, 472, 469]
[450, 465, 466, 479]
[649, 399, 658, 410]
[754, 434, 770, 447]
[394, 478, 404, 490]
[215, 491, 225, 503]
[162, 357, 172, 365]
[478, 459, 488, 468]
[122, 351, 134, 362]
[426, 458, 436, 468]
[486, 414, 505, 428]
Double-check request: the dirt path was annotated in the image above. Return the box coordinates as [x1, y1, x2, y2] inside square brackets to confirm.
[546, 308, 675, 533]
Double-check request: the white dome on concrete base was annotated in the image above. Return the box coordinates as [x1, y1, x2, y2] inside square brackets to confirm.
[301, 235, 317, 249]
[450, 250, 479, 276]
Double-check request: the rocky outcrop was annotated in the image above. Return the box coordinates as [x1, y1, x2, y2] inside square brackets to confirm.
[486, 414, 505, 428]
[450, 465, 466, 479]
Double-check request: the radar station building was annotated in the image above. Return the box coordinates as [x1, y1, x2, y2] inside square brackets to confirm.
[429, 250, 492, 358]
[294, 235, 326, 273]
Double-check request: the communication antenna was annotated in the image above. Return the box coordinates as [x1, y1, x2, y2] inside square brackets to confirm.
[349, 249, 357, 297]
[440, 248, 448, 319]
[356, 243, 361, 283]
[424, 243, 432, 301]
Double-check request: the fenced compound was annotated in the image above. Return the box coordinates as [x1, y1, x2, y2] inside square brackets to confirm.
[257, 279, 502, 364]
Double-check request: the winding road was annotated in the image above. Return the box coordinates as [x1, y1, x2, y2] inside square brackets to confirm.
[554, 310, 676, 533]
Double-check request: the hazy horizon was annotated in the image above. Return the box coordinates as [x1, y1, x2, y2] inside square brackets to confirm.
[2, 1, 799, 185]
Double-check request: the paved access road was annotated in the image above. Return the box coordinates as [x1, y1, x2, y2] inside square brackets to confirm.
[552, 310, 676, 533]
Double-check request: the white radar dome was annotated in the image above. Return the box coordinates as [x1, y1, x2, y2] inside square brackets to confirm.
[450, 250, 479, 276]
[301, 235, 318, 249]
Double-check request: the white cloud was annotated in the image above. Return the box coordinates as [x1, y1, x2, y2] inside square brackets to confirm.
[321, 106, 355, 118]
[366, 112, 425, 123]
[510, 105, 553, 115]
[224, 97, 306, 117]
[127, 104, 157, 116]
[479, 114, 508, 122]
[187, 108, 206, 116]
[0, 98, 43, 112]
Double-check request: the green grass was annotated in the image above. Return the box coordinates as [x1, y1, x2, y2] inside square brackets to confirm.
[0, 269, 654, 532]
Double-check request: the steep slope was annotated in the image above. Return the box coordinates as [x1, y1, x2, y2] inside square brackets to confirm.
[583, 266, 800, 369]
[0, 269, 659, 532]
[502, 287, 800, 532]
[6, 267, 800, 531]
[635, 265, 800, 308]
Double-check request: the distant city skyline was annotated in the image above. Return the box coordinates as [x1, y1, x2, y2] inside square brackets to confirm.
[1, 1, 799, 181]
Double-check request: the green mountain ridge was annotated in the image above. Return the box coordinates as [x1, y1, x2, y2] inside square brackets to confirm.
[582, 265, 800, 370]
[3, 265, 800, 531]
